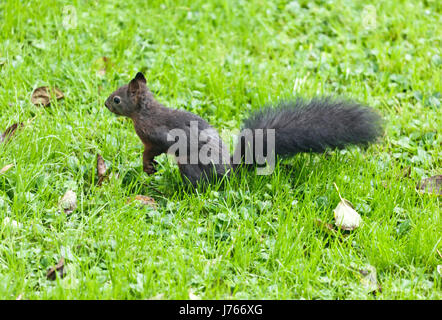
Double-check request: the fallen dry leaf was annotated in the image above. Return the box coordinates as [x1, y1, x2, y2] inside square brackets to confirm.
[31, 86, 64, 107]
[333, 183, 362, 231]
[417, 175, 442, 196]
[59, 190, 77, 214]
[358, 264, 381, 294]
[334, 200, 362, 231]
[92, 56, 112, 76]
[189, 289, 201, 300]
[1, 123, 24, 143]
[46, 257, 65, 280]
[401, 166, 411, 178]
[97, 154, 107, 186]
[128, 195, 157, 208]
[0, 164, 14, 175]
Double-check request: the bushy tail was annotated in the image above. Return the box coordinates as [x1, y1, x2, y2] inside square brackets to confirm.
[234, 97, 383, 162]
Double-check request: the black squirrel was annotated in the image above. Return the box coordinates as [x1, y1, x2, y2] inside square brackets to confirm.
[105, 72, 383, 186]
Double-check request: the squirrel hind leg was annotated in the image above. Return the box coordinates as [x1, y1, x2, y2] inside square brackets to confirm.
[178, 162, 232, 187]
[177, 163, 202, 187]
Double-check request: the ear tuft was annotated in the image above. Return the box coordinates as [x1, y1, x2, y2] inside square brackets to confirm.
[135, 72, 146, 84]
[129, 78, 140, 95]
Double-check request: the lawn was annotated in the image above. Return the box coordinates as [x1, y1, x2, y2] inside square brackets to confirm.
[0, 0, 441, 299]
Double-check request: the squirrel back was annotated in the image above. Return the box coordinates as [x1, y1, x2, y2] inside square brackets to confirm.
[105, 73, 383, 186]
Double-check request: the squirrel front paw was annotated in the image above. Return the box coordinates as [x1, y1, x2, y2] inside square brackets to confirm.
[143, 161, 157, 175]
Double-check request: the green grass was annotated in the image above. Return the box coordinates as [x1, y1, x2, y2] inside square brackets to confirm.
[0, 0, 441, 299]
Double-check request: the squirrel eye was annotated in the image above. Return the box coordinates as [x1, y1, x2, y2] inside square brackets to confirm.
[113, 96, 121, 104]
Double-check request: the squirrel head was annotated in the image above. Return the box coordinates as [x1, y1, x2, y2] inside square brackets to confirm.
[105, 72, 152, 117]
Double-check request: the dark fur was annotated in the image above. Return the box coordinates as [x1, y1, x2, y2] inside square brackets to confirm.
[105, 73, 384, 186]
[239, 98, 383, 159]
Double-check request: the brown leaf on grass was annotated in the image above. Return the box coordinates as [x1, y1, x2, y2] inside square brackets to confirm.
[31, 86, 64, 107]
[59, 190, 77, 214]
[401, 166, 411, 178]
[92, 56, 112, 76]
[417, 175, 442, 195]
[0, 164, 14, 175]
[128, 195, 157, 208]
[1, 122, 24, 143]
[46, 257, 66, 281]
[97, 154, 107, 186]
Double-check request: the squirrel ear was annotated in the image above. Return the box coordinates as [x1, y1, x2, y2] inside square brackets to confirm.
[134, 72, 146, 84]
[129, 72, 147, 98]
[129, 77, 140, 95]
